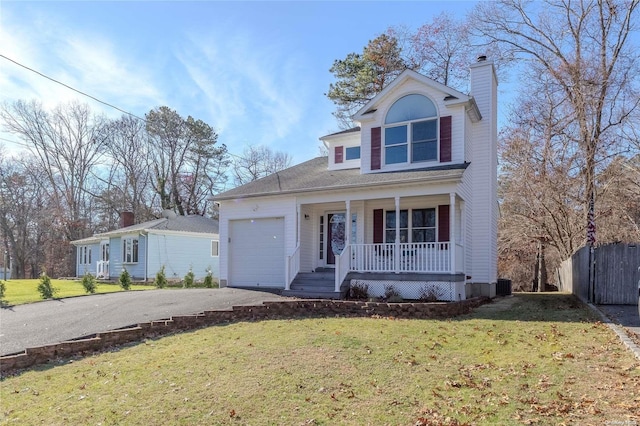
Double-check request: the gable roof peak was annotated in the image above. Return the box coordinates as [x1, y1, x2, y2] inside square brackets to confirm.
[352, 69, 471, 121]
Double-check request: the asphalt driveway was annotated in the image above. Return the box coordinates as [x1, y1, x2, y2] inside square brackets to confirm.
[597, 304, 640, 336]
[0, 288, 287, 356]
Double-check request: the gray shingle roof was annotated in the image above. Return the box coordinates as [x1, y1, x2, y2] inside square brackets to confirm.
[72, 216, 219, 244]
[320, 127, 361, 139]
[144, 215, 219, 234]
[215, 157, 469, 200]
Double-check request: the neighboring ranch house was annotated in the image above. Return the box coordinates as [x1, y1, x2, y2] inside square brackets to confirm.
[71, 213, 220, 282]
[214, 57, 498, 300]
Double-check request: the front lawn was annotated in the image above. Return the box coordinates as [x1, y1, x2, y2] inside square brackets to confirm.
[0, 279, 156, 305]
[1, 293, 639, 424]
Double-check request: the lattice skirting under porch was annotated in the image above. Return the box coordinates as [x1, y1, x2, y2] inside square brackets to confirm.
[350, 279, 466, 301]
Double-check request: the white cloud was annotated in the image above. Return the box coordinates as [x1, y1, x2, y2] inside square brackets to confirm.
[0, 7, 163, 119]
[176, 27, 313, 157]
[0, 4, 326, 163]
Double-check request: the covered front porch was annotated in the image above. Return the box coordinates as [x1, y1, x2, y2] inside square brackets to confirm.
[285, 191, 467, 301]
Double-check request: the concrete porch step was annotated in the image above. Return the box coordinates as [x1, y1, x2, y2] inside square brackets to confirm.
[283, 269, 347, 299]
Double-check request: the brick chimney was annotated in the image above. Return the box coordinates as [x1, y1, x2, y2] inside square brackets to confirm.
[120, 211, 134, 228]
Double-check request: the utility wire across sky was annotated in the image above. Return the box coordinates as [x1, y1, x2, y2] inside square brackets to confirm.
[0, 54, 246, 160]
[0, 54, 147, 122]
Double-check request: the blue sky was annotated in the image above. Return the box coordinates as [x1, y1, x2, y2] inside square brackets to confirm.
[0, 1, 479, 164]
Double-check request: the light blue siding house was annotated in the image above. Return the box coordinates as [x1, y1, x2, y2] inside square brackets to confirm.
[71, 213, 219, 282]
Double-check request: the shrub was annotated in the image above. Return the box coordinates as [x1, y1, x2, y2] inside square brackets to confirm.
[349, 282, 369, 299]
[183, 269, 195, 288]
[81, 272, 97, 294]
[383, 284, 403, 303]
[203, 268, 215, 288]
[418, 285, 441, 302]
[119, 269, 132, 290]
[37, 272, 58, 299]
[0, 280, 6, 302]
[154, 265, 168, 289]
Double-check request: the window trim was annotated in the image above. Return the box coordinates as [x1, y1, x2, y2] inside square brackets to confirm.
[79, 245, 92, 265]
[383, 93, 440, 166]
[383, 118, 439, 165]
[122, 237, 139, 264]
[384, 208, 436, 243]
[345, 146, 361, 161]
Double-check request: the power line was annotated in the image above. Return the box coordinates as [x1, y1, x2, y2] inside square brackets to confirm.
[0, 54, 248, 160]
[0, 54, 146, 122]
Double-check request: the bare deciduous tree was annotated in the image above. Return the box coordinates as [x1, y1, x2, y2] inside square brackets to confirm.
[232, 145, 292, 186]
[0, 150, 56, 278]
[96, 114, 155, 230]
[389, 13, 476, 91]
[1, 100, 108, 275]
[473, 0, 640, 247]
[145, 106, 228, 216]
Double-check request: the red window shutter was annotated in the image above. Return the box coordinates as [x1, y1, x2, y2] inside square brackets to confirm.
[439, 116, 452, 163]
[335, 146, 344, 163]
[371, 127, 381, 170]
[438, 205, 450, 242]
[373, 209, 384, 243]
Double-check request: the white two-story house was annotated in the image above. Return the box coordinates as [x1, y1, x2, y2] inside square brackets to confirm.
[214, 57, 498, 300]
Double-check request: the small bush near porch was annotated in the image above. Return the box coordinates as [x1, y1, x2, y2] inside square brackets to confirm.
[1, 294, 638, 424]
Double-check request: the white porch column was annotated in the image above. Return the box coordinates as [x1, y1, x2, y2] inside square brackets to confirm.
[296, 202, 301, 245]
[395, 196, 400, 273]
[450, 193, 456, 274]
[345, 199, 351, 247]
[459, 199, 466, 274]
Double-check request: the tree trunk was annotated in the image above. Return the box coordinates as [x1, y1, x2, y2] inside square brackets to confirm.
[537, 240, 547, 292]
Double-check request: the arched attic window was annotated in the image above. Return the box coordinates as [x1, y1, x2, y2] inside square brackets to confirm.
[384, 94, 438, 164]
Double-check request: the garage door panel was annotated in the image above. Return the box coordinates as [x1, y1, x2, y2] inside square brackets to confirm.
[229, 218, 285, 287]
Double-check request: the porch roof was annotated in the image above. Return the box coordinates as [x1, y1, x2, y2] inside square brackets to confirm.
[215, 157, 469, 200]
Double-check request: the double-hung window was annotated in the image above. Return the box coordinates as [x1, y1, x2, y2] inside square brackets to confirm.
[80, 246, 92, 265]
[122, 237, 139, 263]
[384, 94, 438, 165]
[385, 208, 436, 243]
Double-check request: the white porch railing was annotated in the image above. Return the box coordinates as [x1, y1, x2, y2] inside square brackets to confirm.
[97, 260, 109, 279]
[350, 242, 452, 273]
[335, 244, 351, 292]
[285, 244, 301, 290]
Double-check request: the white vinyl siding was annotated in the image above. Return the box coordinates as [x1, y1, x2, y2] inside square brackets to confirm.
[146, 233, 219, 280]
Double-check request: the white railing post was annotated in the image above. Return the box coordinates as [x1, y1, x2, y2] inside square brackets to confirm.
[335, 244, 351, 292]
[285, 245, 300, 290]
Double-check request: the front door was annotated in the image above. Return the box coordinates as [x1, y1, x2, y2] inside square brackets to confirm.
[98, 241, 110, 278]
[327, 212, 346, 265]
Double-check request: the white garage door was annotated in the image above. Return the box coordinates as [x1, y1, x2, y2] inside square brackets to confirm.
[229, 217, 285, 287]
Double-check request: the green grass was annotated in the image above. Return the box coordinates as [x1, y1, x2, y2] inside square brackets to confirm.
[0, 279, 156, 305]
[1, 294, 639, 425]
